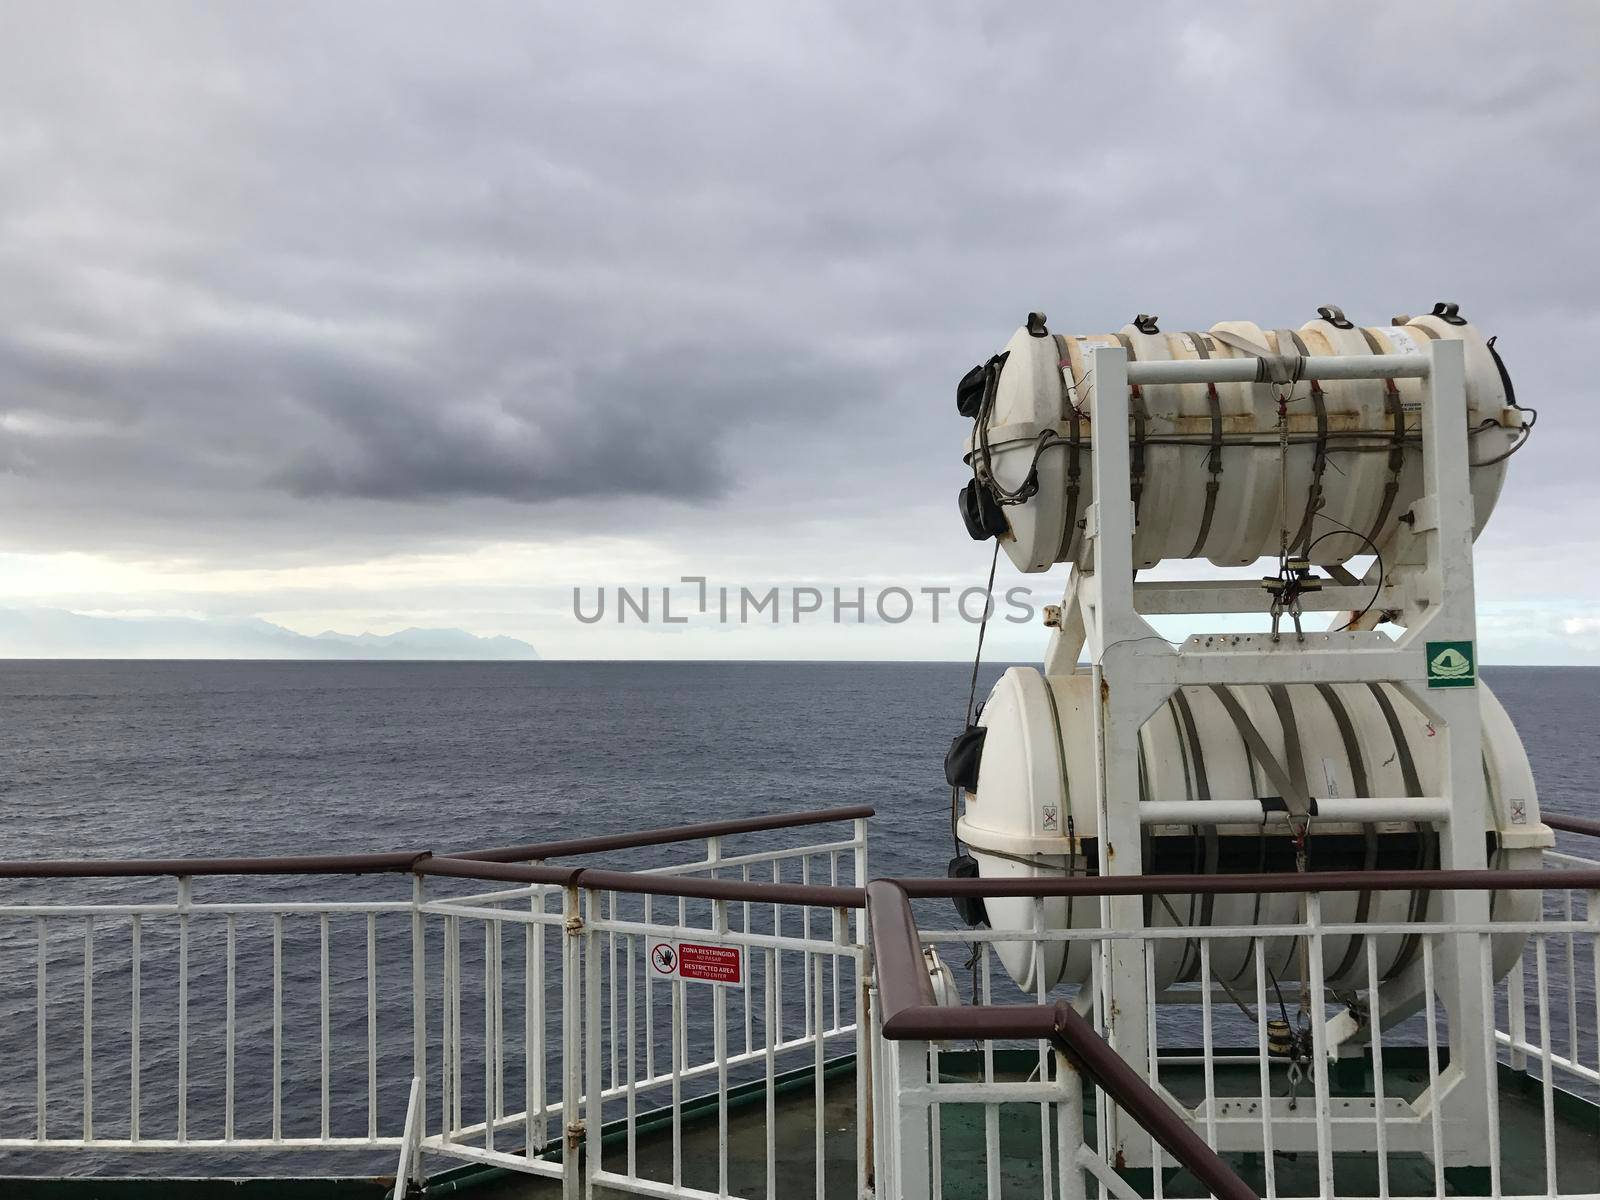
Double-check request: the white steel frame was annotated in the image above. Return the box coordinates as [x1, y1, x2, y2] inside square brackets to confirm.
[1041, 340, 1498, 1168]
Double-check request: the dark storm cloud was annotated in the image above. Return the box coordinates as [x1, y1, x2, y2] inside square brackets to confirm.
[273, 340, 869, 503]
[0, 2, 1597, 564]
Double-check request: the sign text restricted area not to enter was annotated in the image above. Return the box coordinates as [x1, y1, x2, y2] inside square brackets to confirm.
[649, 940, 745, 987]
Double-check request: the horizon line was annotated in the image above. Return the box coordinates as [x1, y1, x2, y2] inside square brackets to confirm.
[1, 657, 1594, 668]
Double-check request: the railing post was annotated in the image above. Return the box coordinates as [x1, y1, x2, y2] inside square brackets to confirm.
[176, 875, 190, 1144]
[854, 815, 873, 1200]
[584, 887, 602, 1194]
[561, 883, 584, 1200]
[1056, 1049, 1088, 1200]
[392, 1074, 423, 1199]
[411, 874, 426, 1137]
[888, 1038, 931, 1200]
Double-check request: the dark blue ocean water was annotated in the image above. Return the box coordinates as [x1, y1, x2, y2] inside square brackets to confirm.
[0, 659, 993, 875]
[3, 660, 1595, 867]
[0, 661, 1595, 1175]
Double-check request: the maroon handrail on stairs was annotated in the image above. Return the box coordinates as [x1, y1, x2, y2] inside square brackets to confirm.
[867, 878, 1258, 1200]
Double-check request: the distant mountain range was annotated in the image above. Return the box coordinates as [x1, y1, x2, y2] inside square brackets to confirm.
[0, 608, 541, 660]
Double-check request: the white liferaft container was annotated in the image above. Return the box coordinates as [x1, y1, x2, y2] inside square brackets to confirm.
[958, 667, 1552, 996]
[968, 313, 1525, 572]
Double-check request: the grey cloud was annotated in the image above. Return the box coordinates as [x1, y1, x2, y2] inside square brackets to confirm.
[272, 341, 874, 503]
[0, 1, 1597, 571]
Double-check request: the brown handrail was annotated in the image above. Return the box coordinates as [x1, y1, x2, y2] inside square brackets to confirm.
[0, 797, 1590, 909]
[867, 880, 1256, 1200]
[570, 867, 862, 908]
[6, 854, 1596, 902]
[450, 804, 875, 863]
[1048, 1010, 1258, 1200]
[1546, 811, 1600, 840]
[892, 866, 1600, 898]
[0, 851, 430, 879]
[417, 858, 583, 887]
[414, 856, 864, 907]
[0, 804, 873, 882]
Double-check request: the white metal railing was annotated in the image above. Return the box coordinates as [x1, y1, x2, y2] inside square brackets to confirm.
[0, 881, 416, 1155]
[411, 824, 870, 1197]
[873, 846, 1600, 1200]
[7, 818, 1596, 1199]
[0, 810, 870, 1199]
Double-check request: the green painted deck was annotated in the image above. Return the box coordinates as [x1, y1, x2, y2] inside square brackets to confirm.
[4, 1053, 1594, 1198]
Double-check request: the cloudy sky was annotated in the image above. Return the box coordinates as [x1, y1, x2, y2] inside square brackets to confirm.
[2, 3, 1597, 661]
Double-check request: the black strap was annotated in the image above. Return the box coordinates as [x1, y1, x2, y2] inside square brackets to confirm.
[1486, 335, 1517, 407]
[1283, 330, 1329, 554]
[1164, 697, 1200, 983]
[1359, 327, 1407, 552]
[1209, 685, 1314, 825]
[1315, 683, 1377, 984]
[1364, 682, 1431, 981]
[1170, 690, 1217, 983]
[1183, 333, 1225, 559]
[1137, 729, 1154, 928]
[1114, 332, 1148, 523]
[1266, 686, 1313, 827]
[1054, 335, 1086, 561]
[1225, 695, 1266, 986]
[1040, 670, 1080, 943]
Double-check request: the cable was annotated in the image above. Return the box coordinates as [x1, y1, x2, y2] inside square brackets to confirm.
[1100, 634, 1185, 655]
[972, 354, 1060, 505]
[965, 541, 1001, 727]
[1472, 423, 1534, 467]
[1304, 514, 1386, 632]
[1152, 892, 1259, 1023]
[952, 540, 1002, 857]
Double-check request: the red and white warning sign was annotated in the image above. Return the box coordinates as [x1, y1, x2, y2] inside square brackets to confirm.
[649, 940, 744, 987]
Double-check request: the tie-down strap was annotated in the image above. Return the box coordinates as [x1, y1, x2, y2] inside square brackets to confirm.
[1113, 333, 1149, 522]
[1208, 328, 1306, 385]
[1183, 332, 1225, 559]
[1207, 684, 1316, 826]
[1052, 334, 1086, 561]
[1357, 326, 1408, 550]
[1279, 328, 1329, 553]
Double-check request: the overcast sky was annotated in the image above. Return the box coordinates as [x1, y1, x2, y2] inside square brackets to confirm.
[2, 3, 1597, 662]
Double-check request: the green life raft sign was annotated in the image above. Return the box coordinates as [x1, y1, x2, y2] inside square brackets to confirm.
[1426, 641, 1476, 688]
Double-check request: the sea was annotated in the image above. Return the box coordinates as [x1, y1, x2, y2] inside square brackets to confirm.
[0, 660, 1595, 1176]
